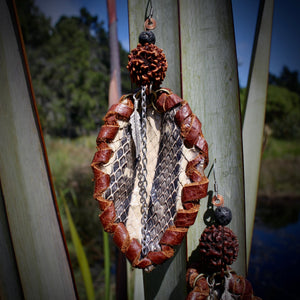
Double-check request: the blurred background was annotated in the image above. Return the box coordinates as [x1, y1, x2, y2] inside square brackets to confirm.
[15, 0, 300, 299]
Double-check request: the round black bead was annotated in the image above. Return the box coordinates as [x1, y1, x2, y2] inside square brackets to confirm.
[139, 31, 156, 45]
[214, 206, 232, 226]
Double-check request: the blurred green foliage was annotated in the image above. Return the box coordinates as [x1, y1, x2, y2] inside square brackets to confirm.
[241, 67, 300, 140]
[16, 0, 131, 138]
[266, 85, 300, 139]
[262, 137, 300, 159]
[46, 135, 116, 299]
[16, 0, 300, 141]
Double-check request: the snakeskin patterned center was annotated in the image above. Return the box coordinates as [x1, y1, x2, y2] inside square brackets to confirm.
[104, 107, 183, 255]
[144, 108, 183, 254]
[104, 126, 136, 224]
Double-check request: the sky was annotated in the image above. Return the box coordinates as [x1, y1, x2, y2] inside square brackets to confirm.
[35, 0, 300, 88]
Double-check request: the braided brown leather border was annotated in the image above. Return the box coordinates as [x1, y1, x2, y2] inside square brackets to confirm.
[91, 89, 209, 270]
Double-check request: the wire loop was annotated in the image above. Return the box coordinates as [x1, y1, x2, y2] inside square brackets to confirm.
[144, 0, 153, 21]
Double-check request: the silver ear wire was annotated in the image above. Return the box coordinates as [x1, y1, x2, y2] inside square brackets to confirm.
[213, 159, 218, 197]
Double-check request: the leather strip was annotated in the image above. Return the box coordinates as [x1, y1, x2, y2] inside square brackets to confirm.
[160, 226, 188, 246]
[175, 101, 192, 125]
[174, 206, 200, 227]
[97, 124, 119, 142]
[92, 89, 209, 270]
[99, 202, 116, 232]
[156, 92, 168, 112]
[194, 135, 209, 161]
[183, 116, 203, 148]
[182, 181, 209, 203]
[125, 238, 142, 265]
[92, 168, 110, 197]
[155, 91, 183, 112]
[165, 93, 183, 111]
[147, 245, 174, 265]
[92, 148, 113, 165]
[104, 98, 134, 121]
[113, 223, 130, 252]
[96, 197, 111, 211]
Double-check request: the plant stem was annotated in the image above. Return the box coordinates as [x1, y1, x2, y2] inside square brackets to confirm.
[103, 229, 111, 300]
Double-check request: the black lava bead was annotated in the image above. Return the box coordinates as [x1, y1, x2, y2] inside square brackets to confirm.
[139, 31, 156, 45]
[214, 206, 232, 226]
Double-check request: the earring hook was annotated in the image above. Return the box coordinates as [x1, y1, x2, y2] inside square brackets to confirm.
[212, 159, 218, 196]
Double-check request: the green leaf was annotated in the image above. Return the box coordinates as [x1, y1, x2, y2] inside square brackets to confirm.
[103, 230, 110, 300]
[61, 192, 95, 300]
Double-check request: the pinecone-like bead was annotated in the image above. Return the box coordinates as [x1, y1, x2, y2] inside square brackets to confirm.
[199, 225, 239, 272]
[127, 43, 168, 89]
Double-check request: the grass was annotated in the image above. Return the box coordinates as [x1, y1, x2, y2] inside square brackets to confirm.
[44, 134, 115, 300]
[60, 189, 95, 300]
[259, 137, 300, 197]
[45, 135, 96, 190]
[262, 137, 300, 159]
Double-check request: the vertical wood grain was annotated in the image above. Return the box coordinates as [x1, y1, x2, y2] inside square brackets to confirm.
[179, 0, 247, 276]
[242, 0, 274, 264]
[0, 1, 76, 298]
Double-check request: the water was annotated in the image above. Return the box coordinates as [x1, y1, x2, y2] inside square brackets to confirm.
[248, 197, 300, 299]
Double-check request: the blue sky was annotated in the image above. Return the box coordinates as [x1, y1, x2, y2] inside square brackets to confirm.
[36, 0, 300, 88]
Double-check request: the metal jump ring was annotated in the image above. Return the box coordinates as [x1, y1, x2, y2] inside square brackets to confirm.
[193, 273, 206, 288]
[212, 194, 224, 207]
[144, 18, 156, 30]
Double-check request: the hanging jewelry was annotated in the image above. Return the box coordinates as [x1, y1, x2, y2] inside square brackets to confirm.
[91, 1, 209, 271]
[186, 160, 261, 299]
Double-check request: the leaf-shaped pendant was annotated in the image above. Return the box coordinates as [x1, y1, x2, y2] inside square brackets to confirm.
[129, 94, 142, 159]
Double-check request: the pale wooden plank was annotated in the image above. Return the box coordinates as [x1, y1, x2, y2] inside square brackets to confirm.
[143, 240, 186, 300]
[180, 0, 247, 275]
[0, 1, 76, 298]
[242, 0, 274, 264]
[0, 187, 23, 299]
[128, 0, 184, 298]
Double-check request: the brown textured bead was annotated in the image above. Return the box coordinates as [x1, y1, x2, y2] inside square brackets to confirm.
[199, 225, 239, 272]
[127, 43, 168, 89]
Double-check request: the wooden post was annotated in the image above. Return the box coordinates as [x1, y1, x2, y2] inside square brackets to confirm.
[243, 0, 274, 265]
[0, 187, 23, 299]
[180, 0, 247, 276]
[0, 1, 77, 298]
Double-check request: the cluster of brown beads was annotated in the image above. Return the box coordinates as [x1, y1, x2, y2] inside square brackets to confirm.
[127, 42, 168, 89]
[199, 225, 239, 272]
